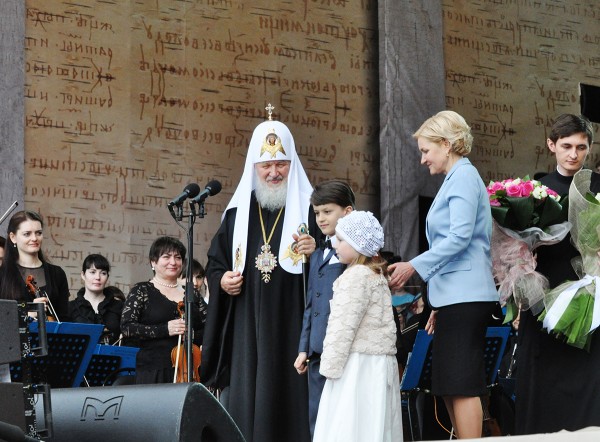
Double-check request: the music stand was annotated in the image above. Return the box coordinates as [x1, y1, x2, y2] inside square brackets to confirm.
[83, 344, 139, 386]
[10, 322, 103, 388]
[400, 326, 511, 440]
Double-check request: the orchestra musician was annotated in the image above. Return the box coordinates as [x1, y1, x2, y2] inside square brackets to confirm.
[121, 236, 207, 384]
[0, 210, 69, 320]
[68, 254, 124, 345]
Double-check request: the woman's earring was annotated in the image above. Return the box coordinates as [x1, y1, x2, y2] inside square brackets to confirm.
[13, 243, 16, 248]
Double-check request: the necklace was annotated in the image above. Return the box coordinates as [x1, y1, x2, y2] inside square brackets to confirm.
[152, 278, 179, 288]
[255, 203, 284, 283]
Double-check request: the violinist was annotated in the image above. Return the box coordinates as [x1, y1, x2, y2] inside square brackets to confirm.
[0, 211, 69, 320]
[68, 254, 124, 345]
[121, 236, 207, 384]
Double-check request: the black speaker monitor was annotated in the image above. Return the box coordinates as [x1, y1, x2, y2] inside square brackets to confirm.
[35, 383, 245, 442]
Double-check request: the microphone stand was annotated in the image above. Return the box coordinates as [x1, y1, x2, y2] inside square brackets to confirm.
[185, 198, 208, 382]
[182, 199, 208, 382]
[168, 200, 197, 382]
[169, 185, 217, 381]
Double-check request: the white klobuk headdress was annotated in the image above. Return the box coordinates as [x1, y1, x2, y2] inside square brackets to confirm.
[224, 111, 313, 274]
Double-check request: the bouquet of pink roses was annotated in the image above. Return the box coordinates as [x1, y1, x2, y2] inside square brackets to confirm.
[488, 177, 570, 321]
[487, 177, 564, 230]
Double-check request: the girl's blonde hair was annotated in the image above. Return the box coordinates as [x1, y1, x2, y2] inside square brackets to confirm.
[354, 254, 388, 275]
[413, 110, 473, 156]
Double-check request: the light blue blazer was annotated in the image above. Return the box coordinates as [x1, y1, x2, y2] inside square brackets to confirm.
[410, 158, 498, 308]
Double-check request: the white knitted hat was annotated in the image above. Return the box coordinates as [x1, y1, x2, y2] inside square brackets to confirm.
[335, 211, 384, 257]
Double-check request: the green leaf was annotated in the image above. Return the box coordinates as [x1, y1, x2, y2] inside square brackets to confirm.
[505, 196, 534, 230]
[503, 301, 516, 324]
[585, 191, 600, 205]
[538, 197, 567, 230]
[491, 206, 509, 226]
[544, 291, 595, 351]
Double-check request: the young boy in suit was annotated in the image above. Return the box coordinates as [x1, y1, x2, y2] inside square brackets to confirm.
[294, 180, 355, 438]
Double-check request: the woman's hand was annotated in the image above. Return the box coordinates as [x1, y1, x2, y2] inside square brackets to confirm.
[28, 297, 48, 319]
[388, 262, 416, 292]
[221, 271, 243, 295]
[294, 352, 308, 375]
[425, 310, 437, 335]
[168, 318, 186, 336]
[32, 296, 48, 305]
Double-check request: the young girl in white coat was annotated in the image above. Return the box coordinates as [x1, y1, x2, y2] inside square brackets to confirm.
[313, 211, 403, 442]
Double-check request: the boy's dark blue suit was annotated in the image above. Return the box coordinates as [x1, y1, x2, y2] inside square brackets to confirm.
[298, 246, 344, 437]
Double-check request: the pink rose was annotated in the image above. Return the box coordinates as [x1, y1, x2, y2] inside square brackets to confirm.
[490, 181, 505, 193]
[506, 183, 523, 197]
[490, 199, 501, 207]
[547, 188, 558, 197]
[521, 180, 534, 197]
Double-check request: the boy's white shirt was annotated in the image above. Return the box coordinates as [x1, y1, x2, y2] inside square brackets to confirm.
[325, 236, 339, 264]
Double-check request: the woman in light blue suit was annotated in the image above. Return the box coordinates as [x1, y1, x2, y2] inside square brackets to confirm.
[389, 111, 498, 439]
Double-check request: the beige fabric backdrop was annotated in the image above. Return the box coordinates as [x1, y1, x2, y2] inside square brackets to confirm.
[21, 0, 379, 295]
[3, 0, 599, 295]
[383, 0, 600, 261]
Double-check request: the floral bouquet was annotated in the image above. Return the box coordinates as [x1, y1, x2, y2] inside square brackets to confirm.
[540, 170, 600, 350]
[487, 177, 571, 321]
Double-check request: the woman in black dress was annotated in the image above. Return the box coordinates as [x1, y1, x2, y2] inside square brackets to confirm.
[68, 254, 124, 345]
[121, 236, 207, 384]
[0, 210, 69, 320]
[516, 114, 600, 434]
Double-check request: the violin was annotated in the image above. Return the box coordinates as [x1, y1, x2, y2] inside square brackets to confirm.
[171, 301, 201, 383]
[25, 275, 58, 322]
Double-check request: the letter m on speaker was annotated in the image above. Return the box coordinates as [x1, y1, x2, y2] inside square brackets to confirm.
[81, 396, 124, 421]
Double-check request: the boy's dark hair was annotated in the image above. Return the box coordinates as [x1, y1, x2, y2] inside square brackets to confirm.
[310, 180, 356, 208]
[549, 114, 594, 145]
[181, 258, 205, 279]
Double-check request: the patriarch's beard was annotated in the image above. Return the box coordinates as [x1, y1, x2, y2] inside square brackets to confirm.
[255, 177, 287, 211]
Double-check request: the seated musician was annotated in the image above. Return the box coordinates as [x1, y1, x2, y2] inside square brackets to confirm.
[68, 254, 124, 345]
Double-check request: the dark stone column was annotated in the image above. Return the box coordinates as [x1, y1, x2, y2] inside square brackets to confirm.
[0, 0, 25, 233]
[378, 0, 445, 260]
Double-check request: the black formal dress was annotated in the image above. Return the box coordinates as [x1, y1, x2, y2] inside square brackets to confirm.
[121, 282, 207, 384]
[68, 288, 124, 344]
[515, 170, 600, 434]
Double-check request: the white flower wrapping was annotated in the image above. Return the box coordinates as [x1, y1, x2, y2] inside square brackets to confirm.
[541, 170, 600, 348]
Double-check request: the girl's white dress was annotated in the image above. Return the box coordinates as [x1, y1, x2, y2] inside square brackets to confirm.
[313, 264, 403, 442]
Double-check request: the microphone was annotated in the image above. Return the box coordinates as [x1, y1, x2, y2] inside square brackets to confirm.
[168, 183, 201, 207]
[191, 180, 222, 204]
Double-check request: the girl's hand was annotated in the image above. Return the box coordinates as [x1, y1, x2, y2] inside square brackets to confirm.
[425, 310, 437, 335]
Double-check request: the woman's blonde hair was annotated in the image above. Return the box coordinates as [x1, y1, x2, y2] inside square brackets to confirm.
[413, 110, 473, 156]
